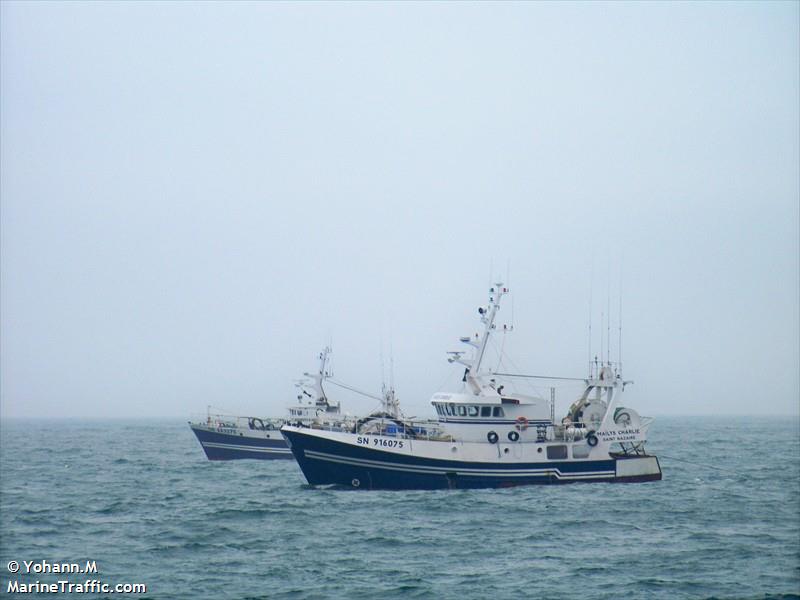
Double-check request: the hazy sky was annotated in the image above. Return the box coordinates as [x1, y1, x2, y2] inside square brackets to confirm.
[1, 2, 798, 419]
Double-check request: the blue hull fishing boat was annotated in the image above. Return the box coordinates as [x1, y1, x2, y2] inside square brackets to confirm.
[282, 283, 662, 489]
[190, 416, 292, 460]
[189, 348, 351, 460]
[279, 430, 659, 489]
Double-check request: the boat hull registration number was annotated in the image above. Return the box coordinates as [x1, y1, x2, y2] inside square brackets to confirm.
[356, 437, 405, 449]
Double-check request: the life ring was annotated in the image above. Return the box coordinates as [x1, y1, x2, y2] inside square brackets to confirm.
[508, 430, 520, 442]
[487, 431, 499, 444]
[587, 432, 599, 447]
[515, 416, 529, 431]
[251, 418, 265, 431]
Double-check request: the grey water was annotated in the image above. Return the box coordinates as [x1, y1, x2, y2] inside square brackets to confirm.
[1, 417, 798, 600]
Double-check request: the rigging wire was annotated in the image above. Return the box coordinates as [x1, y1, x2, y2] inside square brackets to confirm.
[493, 372, 587, 382]
[326, 378, 384, 403]
[494, 352, 547, 397]
[494, 329, 507, 374]
[434, 367, 460, 393]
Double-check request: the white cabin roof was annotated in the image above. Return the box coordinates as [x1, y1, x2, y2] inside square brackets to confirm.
[430, 392, 544, 405]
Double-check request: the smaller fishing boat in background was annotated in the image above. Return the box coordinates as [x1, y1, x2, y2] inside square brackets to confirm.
[189, 347, 352, 460]
[190, 411, 291, 460]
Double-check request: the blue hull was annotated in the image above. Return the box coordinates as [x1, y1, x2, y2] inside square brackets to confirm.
[282, 429, 661, 489]
[190, 425, 292, 460]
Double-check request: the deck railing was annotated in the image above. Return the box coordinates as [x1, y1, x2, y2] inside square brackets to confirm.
[189, 412, 285, 431]
[190, 411, 362, 433]
[299, 416, 452, 442]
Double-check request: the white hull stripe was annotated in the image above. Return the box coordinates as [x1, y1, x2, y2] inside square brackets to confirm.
[202, 442, 291, 454]
[303, 449, 614, 479]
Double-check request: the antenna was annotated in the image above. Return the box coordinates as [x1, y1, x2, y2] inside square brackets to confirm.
[618, 264, 623, 372]
[588, 263, 593, 376]
[600, 309, 604, 369]
[389, 342, 395, 392]
[379, 339, 386, 393]
[606, 267, 611, 365]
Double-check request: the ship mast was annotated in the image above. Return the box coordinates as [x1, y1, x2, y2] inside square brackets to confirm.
[302, 346, 334, 408]
[448, 283, 508, 395]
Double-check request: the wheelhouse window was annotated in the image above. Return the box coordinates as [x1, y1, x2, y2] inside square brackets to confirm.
[456, 405, 466, 417]
[480, 406, 491, 417]
[445, 404, 454, 416]
[467, 406, 479, 417]
[492, 407, 505, 418]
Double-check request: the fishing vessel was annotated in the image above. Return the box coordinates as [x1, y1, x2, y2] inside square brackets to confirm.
[189, 348, 351, 460]
[281, 283, 662, 489]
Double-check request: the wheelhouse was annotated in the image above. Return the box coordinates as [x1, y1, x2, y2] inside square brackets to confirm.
[432, 403, 506, 419]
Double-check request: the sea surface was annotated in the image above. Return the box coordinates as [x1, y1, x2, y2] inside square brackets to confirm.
[1, 416, 798, 600]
